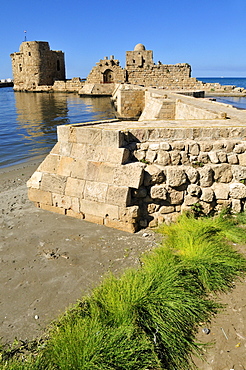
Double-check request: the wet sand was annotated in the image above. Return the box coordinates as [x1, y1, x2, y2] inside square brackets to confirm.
[0, 159, 246, 369]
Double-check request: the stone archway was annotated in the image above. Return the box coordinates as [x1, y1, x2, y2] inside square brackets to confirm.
[103, 69, 114, 83]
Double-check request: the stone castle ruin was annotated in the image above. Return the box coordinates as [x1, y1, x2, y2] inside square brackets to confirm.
[10, 41, 65, 91]
[10, 41, 246, 232]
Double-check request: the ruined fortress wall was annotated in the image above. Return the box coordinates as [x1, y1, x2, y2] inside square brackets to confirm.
[86, 57, 125, 84]
[10, 41, 65, 91]
[27, 121, 246, 233]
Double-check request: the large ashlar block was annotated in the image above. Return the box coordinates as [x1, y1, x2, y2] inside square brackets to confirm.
[106, 185, 131, 206]
[113, 163, 144, 189]
[84, 213, 104, 225]
[80, 199, 119, 219]
[84, 181, 108, 203]
[106, 147, 129, 164]
[57, 156, 75, 176]
[39, 203, 65, 215]
[37, 154, 59, 174]
[65, 177, 85, 198]
[98, 162, 116, 183]
[71, 159, 87, 179]
[70, 143, 94, 160]
[27, 171, 43, 189]
[28, 188, 52, 205]
[75, 127, 102, 145]
[101, 129, 125, 147]
[59, 142, 73, 157]
[57, 125, 76, 143]
[104, 218, 136, 233]
[41, 173, 67, 194]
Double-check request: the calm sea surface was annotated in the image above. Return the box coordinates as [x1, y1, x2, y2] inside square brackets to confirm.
[0, 88, 116, 168]
[197, 77, 246, 109]
[1, 78, 246, 168]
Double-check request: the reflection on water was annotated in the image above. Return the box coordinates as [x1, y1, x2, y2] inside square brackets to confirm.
[209, 96, 246, 110]
[0, 88, 116, 168]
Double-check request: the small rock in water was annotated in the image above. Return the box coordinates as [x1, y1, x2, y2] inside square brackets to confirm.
[202, 328, 210, 334]
[34, 315, 39, 320]
[142, 232, 149, 237]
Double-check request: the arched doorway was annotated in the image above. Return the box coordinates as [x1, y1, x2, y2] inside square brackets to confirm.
[103, 69, 114, 83]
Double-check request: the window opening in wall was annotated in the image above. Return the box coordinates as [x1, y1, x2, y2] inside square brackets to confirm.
[57, 60, 60, 71]
[132, 59, 135, 63]
[19, 64, 22, 72]
[28, 52, 31, 56]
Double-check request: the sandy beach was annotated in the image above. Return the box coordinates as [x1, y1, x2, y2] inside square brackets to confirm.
[0, 159, 246, 369]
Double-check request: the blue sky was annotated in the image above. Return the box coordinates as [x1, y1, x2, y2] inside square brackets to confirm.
[1, 0, 246, 79]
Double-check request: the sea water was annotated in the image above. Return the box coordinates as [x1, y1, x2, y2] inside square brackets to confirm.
[0, 88, 116, 168]
[197, 77, 246, 109]
[1, 79, 246, 168]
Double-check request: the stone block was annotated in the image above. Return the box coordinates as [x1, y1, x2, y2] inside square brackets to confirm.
[187, 184, 201, 197]
[91, 146, 107, 162]
[212, 141, 224, 151]
[229, 183, 246, 199]
[59, 142, 72, 157]
[37, 154, 59, 173]
[181, 152, 190, 165]
[227, 154, 238, 165]
[238, 153, 246, 166]
[57, 156, 74, 176]
[212, 183, 229, 200]
[41, 173, 67, 194]
[70, 143, 94, 160]
[65, 177, 85, 198]
[150, 184, 168, 200]
[39, 203, 66, 215]
[197, 152, 209, 164]
[208, 151, 219, 164]
[213, 164, 232, 183]
[201, 188, 214, 202]
[171, 141, 185, 151]
[104, 218, 136, 233]
[168, 188, 184, 205]
[146, 149, 157, 163]
[231, 199, 242, 213]
[232, 166, 246, 182]
[166, 167, 187, 187]
[119, 206, 139, 222]
[233, 143, 246, 154]
[85, 161, 101, 182]
[66, 209, 84, 219]
[200, 142, 213, 152]
[84, 181, 108, 203]
[75, 127, 102, 145]
[57, 125, 75, 143]
[80, 199, 119, 219]
[159, 205, 175, 214]
[144, 164, 165, 186]
[113, 163, 144, 189]
[184, 195, 199, 206]
[71, 159, 87, 179]
[97, 162, 115, 183]
[106, 147, 129, 164]
[106, 185, 131, 206]
[185, 167, 198, 184]
[157, 151, 170, 165]
[27, 171, 42, 189]
[170, 150, 181, 165]
[217, 152, 227, 163]
[52, 193, 73, 209]
[189, 142, 200, 156]
[199, 167, 213, 187]
[134, 150, 146, 161]
[160, 142, 170, 150]
[84, 213, 104, 225]
[28, 188, 52, 205]
[101, 129, 124, 148]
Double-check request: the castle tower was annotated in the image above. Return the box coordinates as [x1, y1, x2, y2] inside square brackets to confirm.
[126, 43, 153, 69]
[10, 41, 66, 91]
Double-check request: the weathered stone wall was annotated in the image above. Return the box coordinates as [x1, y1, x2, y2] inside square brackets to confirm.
[112, 85, 145, 119]
[27, 121, 145, 233]
[27, 119, 246, 232]
[53, 78, 85, 92]
[10, 41, 65, 91]
[86, 57, 125, 84]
